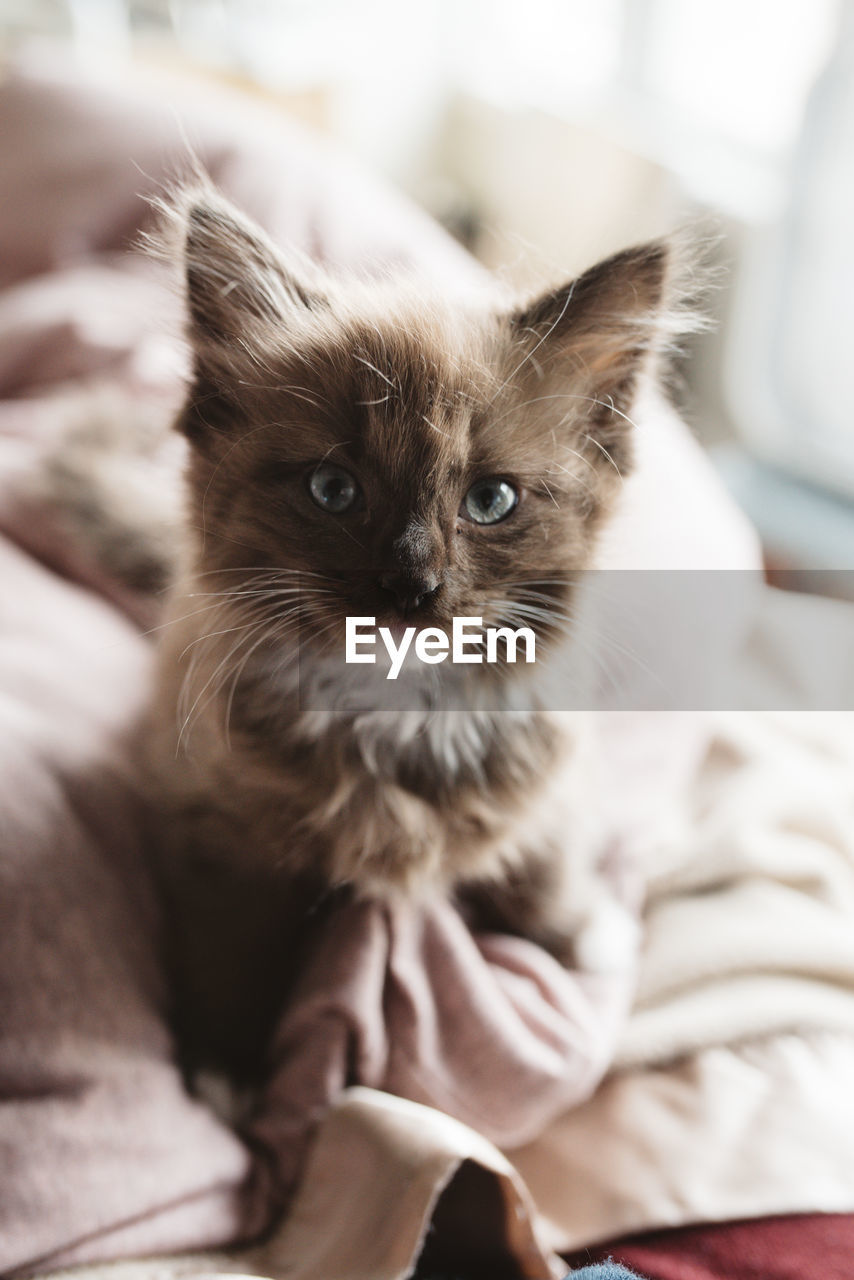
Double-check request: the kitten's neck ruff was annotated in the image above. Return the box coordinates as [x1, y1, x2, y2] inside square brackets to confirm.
[155, 589, 568, 895]
[223, 627, 552, 787]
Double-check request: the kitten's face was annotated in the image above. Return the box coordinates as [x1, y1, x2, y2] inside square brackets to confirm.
[174, 193, 673, 678]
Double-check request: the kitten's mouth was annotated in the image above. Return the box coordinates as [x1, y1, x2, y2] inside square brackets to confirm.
[380, 618, 420, 645]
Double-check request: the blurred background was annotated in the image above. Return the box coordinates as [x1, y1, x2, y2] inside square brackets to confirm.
[1, 0, 852, 577]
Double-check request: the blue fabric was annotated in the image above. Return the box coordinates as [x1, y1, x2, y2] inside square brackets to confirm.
[568, 1266, 641, 1279]
[421, 1265, 643, 1280]
[420, 1267, 643, 1280]
[417, 1264, 645, 1274]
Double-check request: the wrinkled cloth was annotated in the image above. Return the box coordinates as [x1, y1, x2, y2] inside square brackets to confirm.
[622, 706, 854, 1069]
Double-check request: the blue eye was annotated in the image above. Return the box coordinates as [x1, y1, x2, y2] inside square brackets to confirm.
[308, 463, 360, 514]
[462, 478, 518, 525]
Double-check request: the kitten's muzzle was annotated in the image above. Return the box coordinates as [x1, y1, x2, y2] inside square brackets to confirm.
[379, 570, 441, 615]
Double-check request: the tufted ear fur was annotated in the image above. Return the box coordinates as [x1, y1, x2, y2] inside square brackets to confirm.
[182, 191, 327, 345]
[180, 186, 327, 343]
[162, 188, 331, 447]
[509, 238, 701, 477]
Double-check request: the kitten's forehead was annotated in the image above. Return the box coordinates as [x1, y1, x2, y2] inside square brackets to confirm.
[330, 300, 495, 480]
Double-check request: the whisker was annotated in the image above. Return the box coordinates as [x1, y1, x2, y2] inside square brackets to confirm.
[489, 287, 575, 405]
[353, 353, 396, 389]
[583, 433, 624, 482]
[223, 612, 305, 746]
[538, 480, 560, 510]
[421, 414, 449, 438]
[191, 566, 337, 581]
[177, 613, 282, 753]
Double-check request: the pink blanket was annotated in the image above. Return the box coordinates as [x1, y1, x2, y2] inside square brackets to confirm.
[0, 53, 755, 1278]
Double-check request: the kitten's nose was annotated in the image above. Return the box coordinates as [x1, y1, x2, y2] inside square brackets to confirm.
[379, 571, 440, 614]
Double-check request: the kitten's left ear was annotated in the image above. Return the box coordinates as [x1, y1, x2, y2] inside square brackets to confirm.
[511, 238, 692, 445]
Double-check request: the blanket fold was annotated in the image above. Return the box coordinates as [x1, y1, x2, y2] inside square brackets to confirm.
[250, 897, 632, 1206]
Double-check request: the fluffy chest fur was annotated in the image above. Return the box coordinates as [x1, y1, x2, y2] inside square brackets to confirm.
[151, 601, 581, 897]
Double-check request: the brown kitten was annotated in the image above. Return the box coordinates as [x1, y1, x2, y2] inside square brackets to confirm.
[145, 189, 686, 1076]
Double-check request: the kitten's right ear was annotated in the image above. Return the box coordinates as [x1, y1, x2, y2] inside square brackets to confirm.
[160, 189, 328, 448]
[180, 190, 327, 348]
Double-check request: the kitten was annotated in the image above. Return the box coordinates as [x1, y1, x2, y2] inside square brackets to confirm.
[144, 189, 685, 1077]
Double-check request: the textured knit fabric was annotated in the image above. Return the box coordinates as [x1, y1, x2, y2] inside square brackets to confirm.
[570, 1266, 643, 1280]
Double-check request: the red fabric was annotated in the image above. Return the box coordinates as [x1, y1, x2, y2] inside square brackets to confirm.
[566, 1214, 854, 1280]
